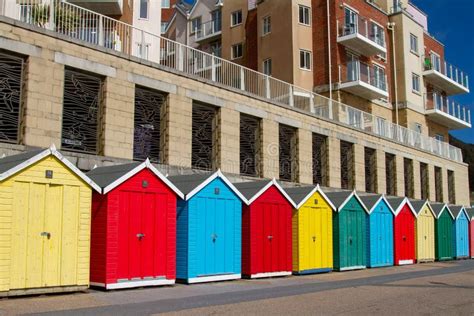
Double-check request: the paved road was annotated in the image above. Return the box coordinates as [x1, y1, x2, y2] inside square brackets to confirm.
[0, 260, 473, 315]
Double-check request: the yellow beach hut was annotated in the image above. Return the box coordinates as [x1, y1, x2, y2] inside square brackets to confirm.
[286, 185, 335, 274]
[0, 146, 100, 296]
[410, 199, 436, 263]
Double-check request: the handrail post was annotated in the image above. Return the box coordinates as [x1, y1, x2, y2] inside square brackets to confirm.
[98, 16, 104, 47]
[289, 86, 294, 107]
[49, 0, 56, 31]
[211, 54, 216, 82]
[463, 106, 466, 122]
[240, 67, 245, 91]
[265, 76, 271, 99]
[310, 93, 315, 113]
[178, 44, 184, 71]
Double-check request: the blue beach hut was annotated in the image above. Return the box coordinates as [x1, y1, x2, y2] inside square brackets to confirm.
[168, 170, 246, 284]
[451, 205, 470, 259]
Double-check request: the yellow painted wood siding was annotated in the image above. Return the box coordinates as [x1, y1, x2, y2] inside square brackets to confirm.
[292, 191, 333, 273]
[416, 205, 435, 262]
[0, 156, 92, 292]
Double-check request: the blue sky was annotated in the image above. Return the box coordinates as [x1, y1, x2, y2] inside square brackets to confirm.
[409, 0, 474, 143]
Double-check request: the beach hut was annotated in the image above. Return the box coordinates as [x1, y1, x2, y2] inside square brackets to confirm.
[467, 208, 474, 258]
[168, 171, 246, 283]
[359, 194, 394, 268]
[285, 185, 335, 275]
[0, 146, 100, 296]
[87, 160, 184, 289]
[234, 179, 295, 278]
[325, 190, 368, 271]
[451, 205, 470, 259]
[386, 197, 416, 265]
[410, 199, 436, 263]
[431, 203, 455, 261]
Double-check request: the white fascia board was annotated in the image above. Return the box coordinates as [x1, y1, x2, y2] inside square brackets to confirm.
[101, 161, 147, 195]
[245, 180, 273, 205]
[295, 184, 336, 211]
[339, 191, 370, 214]
[272, 179, 297, 209]
[0, 148, 50, 182]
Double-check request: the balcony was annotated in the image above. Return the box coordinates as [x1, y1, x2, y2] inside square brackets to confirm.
[195, 19, 222, 43]
[337, 14, 386, 56]
[423, 58, 469, 95]
[425, 93, 472, 129]
[339, 61, 389, 100]
[67, 0, 123, 15]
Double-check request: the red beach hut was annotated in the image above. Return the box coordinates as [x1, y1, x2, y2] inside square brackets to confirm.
[87, 160, 183, 289]
[234, 179, 296, 278]
[386, 197, 417, 265]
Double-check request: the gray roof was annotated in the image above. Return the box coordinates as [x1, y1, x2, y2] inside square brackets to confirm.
[284, 186, 316, 206]
[167, 172, 215, 196]
[409, 199, 427, 215]
[0, 149, 45, 175]
[324, 190, 353, 209]
[358, 193, 383, 211]
[385, 196, 405, 211]
[430, 202, 448, 217]
[233, 180, 271, 201]
[466, 207, 474, 220]
[86, 162, 142, 189]
[449, 205, 465, 218]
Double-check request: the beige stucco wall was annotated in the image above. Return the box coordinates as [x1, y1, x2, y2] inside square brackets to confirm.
[0, 19, 469, 205]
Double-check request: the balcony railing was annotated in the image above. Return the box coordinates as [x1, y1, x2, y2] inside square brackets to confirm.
[339, 61, 388, 100]
[195, 19, 221, 41]
[0, 0, 464, 163]
[425, 92, 472, 128]
[423, 57, 469, 94]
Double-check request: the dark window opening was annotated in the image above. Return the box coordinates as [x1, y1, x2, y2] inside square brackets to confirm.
[365, 147, 377, 193]
[435, 166, 443, 202]
[385, 153, 396, 196]
[279, 124, 297, 182]
[0, 52, 24, 144]
[240, 114, 261, 176]
[420, 162, 429, 200]
[62, 68, 103, 154]
[404, 158, 414, 198]
[448, 170, 455, 204]
[312, 133, 328, 186]
[192, 102, 216, 170]
[340, 141, 354, 190]
[133, 86, 165, 162]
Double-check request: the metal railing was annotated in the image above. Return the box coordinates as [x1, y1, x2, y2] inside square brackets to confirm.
[195, 19, 222, 41]
[0, 0, 464, 162]
[424, 56, 469, 89]
[337, 14, 386, 48]
[425, 92, 472, 125]
[340, 60, 388, 92]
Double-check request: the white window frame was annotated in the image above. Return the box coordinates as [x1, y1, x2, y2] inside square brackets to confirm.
[231, 43, 243, 60]
[190, 17, 201, 35]
[263, 58, 272, 76]
[412, 73, 421, 94]
[161, 0, 170, 9]
[263, 15, 271, 35]
[410, 33, 418, 54]
[298, 5, 311, 26]
[299, 49, 312, 70]
[231, 10, 243, 27]
[435, 133, 445, 142]
[139, 0, 149, 19]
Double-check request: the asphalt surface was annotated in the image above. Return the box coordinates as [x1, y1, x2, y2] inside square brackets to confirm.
[0, 260, 473, 315]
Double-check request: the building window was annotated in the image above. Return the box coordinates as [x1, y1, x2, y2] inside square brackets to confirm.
[299, 50, 311, 70]
[434, 166, 443, 202]
[373, 65, 386, 90]
[299, 5, 310, 25]
[385, 153, 396, 196]
[414, 123, 422, 134]
[140, 0, 148, 19]
[263, 58, 272, 76]
[133, 86, 165, 163]
[161, 22, 169, 33]
[231, 10, 242, 26]
[240, 114, 261, 176]
[263, 16, 271, 35]
[231, 43, 243, 59]
[62, 68, 103, 154]
[0, 52, 24, 144]
[448, 170, 455, 204]
[365, 147, 377, 193]
[192, 102, 217, 170]
[435, 133, 444, 142]
[371, 22, 385, 47]
[412, 73, 420, 93]
[404, 158, 414, 198]
[420, 162, 429, 200]
[211, 9, 222, 32]
[279, 124, 297, 182]
[161, 0, 170, 8]
[410, 33, 418, 53]
[313, 133, 328, 186]
[340, 141, 355, 190]
[190, 17, 201, 34]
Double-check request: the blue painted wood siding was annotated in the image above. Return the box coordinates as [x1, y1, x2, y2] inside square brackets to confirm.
[366, 200, 394, 268]
[455, 212, 469, 258]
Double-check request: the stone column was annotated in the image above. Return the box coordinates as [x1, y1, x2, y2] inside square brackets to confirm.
[395, 155, 405, 196]
[413, 161, 421, 199]
[297, 128, 313, 184]
[216, 106, 240, 174]
[354, 144, 365, 192]
[261, 118, 279, 179]
[327, 137, 341, 188]
[376, 149, 386, 195]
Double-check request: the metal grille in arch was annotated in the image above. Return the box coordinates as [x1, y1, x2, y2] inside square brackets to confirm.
[240, 114, 260, 176]
[192, 103, 216, 170]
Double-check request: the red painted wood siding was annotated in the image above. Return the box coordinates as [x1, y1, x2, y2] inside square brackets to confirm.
[90, 193, 108, 284]
[242, 186, 292, 276]
[393, 204, 416, 265]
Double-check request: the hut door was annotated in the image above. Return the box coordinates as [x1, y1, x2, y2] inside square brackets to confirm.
[398, 209, 414, 260]
[372, 209, 390, 265]
[419, 210, 434, 259]
[307, 206, 323, 269]
[457, 216, 468, 256]
[10, 182, 79, 289]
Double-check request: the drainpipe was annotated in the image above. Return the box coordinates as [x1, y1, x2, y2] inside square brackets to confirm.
[387, 22, 399, 126]
[326, 0, 333, 119]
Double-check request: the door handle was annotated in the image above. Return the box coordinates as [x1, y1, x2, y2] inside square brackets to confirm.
[349, 237, 352, 245]
[402, 235, 406, 241]
[267, 235, 273, 240]
[40, 232, 51, 239]
[312, 236, 316, 242]
[137, 233, 145, 239]
[211, 233, 218, 242]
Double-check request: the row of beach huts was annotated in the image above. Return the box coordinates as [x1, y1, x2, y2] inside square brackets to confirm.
[0, 147, 472, 296]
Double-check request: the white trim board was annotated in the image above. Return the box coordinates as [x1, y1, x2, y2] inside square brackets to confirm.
[245, 179, 297, 208]
[186, 274, 241, 284]
[294, 184, 336, 211]
[249, 271, 292, 279]
[337, 190, 370, 214]
[398, 259, 414, 265]
[91, 279, 175, 289]
[184, 170, 248, 202]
